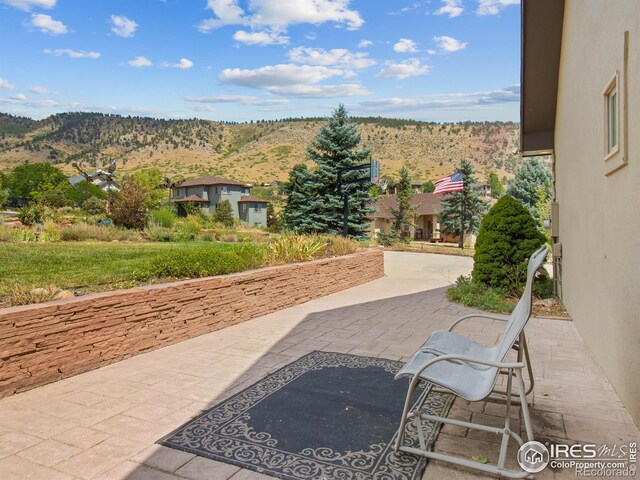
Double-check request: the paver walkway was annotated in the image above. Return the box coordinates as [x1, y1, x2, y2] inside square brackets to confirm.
[0, 252, 637, 480]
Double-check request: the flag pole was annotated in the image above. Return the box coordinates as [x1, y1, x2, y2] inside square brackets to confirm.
[459, 194, 465, 249]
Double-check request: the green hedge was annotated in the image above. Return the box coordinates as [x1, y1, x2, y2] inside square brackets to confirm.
[138, 243, 268, 280]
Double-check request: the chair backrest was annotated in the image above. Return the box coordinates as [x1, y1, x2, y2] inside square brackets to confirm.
[494, 245, 550, 361]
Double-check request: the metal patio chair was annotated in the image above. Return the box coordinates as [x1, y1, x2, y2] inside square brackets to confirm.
[394, 245, 549, 478]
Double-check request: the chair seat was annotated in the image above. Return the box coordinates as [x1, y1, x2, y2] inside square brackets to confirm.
[395, 330, 500, 402]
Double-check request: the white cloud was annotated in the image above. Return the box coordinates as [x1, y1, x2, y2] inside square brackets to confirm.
[388, 2, 420, 15]
[353, 85, 520, 112]
[358, 39, 372, 48]
[477, 0, 520, 16]
[184, 95, 289, 106]
[435, 0, 464, 18]
[44, 48, 101, 58]
[376, 59, 430, 80]
[29, 85, 49, 94]
[288, 47, 375, 69]
[165, 58, 194, 69]
[127, 56, 152, 67]
[28, 13, 68, 35]
[305, 31, 317, 40]
[219, 63, 369, 97]
[0, 0, 55, 11]
[11, 93, 27, 101]
[433, 35, 467, 52]
[393, 38, 418, 53]
[0, 77, 15, 90]
[110, 15, 138, 37]
[198, 0, 364, 32]
[427, 49, 437, 55]
[232, 29, 289, 45]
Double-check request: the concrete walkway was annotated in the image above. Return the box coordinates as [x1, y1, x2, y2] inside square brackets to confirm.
[0, 252, 637, 480]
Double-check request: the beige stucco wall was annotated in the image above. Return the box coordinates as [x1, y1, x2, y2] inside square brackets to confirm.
[554, 0, 639, 424]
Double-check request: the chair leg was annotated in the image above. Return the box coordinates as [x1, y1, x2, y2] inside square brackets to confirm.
[515, 368, 534, 442]
[395, 376, 421, 451]
[497, 368, 514, 469]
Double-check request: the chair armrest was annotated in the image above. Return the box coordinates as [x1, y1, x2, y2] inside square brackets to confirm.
[448, 313, 510, 332]
[412, 354, 525, 380]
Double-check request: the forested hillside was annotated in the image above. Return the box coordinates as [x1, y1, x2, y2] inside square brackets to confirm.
[0, 112, 521, 184]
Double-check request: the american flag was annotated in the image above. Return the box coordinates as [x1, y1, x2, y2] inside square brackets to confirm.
[433, 171, 464, 195]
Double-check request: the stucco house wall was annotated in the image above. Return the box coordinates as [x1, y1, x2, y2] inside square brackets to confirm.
[239, 201, 267, 227]
[554, 0, 639, 423]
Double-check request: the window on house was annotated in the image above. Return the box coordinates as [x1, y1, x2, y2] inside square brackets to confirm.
[222, 186, 229, 194]
[604, 73, 619, 157]
[254, 204, 262, 212]
[242, 204, 247, 213]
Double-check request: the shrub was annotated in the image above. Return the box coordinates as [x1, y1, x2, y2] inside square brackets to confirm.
[149, 206, 177, 229]
[328, 236, 359, 256]
[86, 196, 105, 215]
[109, 179, 148, 230]
[144, 226, 178, 242]
[269, 234, 328, 264]
[176, 216, 202, 240]
[18, 204, 44, 226]
[472, 195, 546, 290]
[59, 224, 142, 242]
[140, 243, 268, 279]
[0, 226, 22, 242]
[8, 284, 61, 306]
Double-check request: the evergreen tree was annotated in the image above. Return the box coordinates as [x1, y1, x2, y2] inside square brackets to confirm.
[439, 159, 488, 248]
[214, 199, 234, 227]
[472, 195, 546, 290]
[282, 163, 316, 233]
[506, 158, 552, 220]
[304, 105, 374, 237]
[422, 180, 436, 193]
[388, 165, 417, 240]
[487, 171, 504, 198]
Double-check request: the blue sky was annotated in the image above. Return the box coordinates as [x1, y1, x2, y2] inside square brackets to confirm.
[0, 0, 521, 122]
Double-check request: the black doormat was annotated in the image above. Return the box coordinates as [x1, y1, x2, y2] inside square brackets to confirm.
[158, 351, 454, 480]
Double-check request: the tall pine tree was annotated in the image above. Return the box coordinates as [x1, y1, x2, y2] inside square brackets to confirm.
[282, 163, 317, 233]
[388, 165, 417, 241]
[506, 158, 552, 220]
[292, 105, 374, 237]
[439, 159, 488, 248]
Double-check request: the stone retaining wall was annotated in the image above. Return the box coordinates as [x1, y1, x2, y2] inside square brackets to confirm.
[0, 249, 383, 398]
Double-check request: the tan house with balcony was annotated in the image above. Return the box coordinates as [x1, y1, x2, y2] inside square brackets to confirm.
[371, 193, 466, 243]
[522, 0, 639, 424]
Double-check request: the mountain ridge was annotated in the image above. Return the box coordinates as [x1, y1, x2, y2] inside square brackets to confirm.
[0, 112, 521, 184]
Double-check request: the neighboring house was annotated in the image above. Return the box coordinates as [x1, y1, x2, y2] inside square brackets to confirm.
[172, 177, 268, 227]
[371, 193, 470, 244]
[521, 0, 639, 423]
[68, 175, 120, 192]
[476, 182, 492, 198]
[410, 180, 423, 193]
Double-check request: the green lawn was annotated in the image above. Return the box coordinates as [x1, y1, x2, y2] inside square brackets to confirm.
[0, 241, 238, 302]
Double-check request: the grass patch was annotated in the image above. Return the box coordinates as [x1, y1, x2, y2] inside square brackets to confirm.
[389, 241, 475, 257]
[446, 276, 514, 313]
[0, 241, 238, 306]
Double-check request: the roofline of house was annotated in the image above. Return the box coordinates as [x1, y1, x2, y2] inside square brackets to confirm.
[520, 0, 565, 157]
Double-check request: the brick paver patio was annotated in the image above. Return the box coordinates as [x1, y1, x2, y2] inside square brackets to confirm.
[0, 252, 637, 479]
